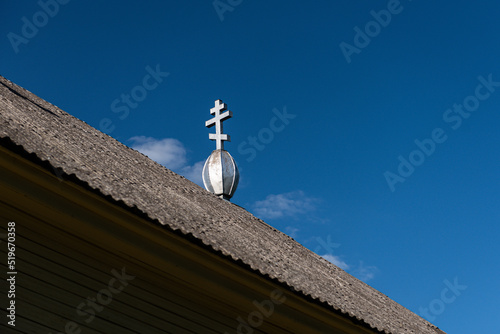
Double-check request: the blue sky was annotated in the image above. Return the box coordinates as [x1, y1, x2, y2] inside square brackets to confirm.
[2, 1, 500, 332]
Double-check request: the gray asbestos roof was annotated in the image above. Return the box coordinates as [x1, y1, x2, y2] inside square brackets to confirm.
[0, 75, 445, 334]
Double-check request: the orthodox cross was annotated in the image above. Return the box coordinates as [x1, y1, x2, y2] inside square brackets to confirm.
[205, 99, 233, 150]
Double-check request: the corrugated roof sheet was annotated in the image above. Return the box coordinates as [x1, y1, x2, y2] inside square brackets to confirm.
[0, 75, 445, 334]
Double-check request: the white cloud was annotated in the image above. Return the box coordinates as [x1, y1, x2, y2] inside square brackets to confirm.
[321, 254, 350, 270]
[180, 161, 204, 187]
[129, 136, 187, 170]
[352, 261, 378, 282]
[321, 255, 378, 281]
[252, 190, 316, 220]
[129, 136, 204, 186]
[284, 226, 299, 239]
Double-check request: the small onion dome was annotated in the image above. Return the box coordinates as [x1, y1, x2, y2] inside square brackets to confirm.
[202, 149, 239, 200]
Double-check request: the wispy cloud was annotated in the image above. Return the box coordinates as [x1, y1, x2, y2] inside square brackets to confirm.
[321, 254, 350, 270]
[252, 190, 316, 220]
[314, 235, 378, 282]
[284, 226, 299, 239]
[351, 261, 379, 282]
[179, 161, 204, 186]
[321, 254, 378, 282]
[129, 136, 204, 186]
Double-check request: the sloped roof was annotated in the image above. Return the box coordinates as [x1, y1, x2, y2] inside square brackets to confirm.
[0, 75, 445, 334]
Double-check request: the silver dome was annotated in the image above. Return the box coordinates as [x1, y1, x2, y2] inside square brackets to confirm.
[202, 149, 239, 200]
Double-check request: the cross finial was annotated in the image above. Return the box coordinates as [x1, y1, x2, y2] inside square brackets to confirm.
[205, 99, 233, 150]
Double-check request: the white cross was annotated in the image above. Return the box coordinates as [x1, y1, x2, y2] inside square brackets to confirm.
[205, 99, 233, 150]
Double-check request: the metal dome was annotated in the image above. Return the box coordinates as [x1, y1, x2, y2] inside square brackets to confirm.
[202, 149, 239, 200]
